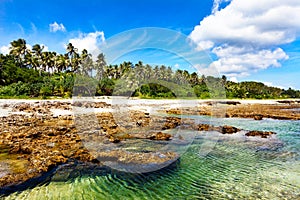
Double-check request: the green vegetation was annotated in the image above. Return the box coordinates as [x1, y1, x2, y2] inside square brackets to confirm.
[1, 38, 300, 99]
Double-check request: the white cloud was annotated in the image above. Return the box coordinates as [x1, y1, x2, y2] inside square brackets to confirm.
[26, 44, 32, 51]
[68, 31, 105, 55]
[229, 77, 238, 82]
[0, 45, 10, 55]
[41, 44, 49, 52]
[210, 46, 289, 76]
[212, 0, 231, 14]
[189, 0, 300, 79]
[49, 22, 66, 32]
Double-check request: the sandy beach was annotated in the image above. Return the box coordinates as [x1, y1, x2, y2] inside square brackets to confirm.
[0, 97, 296, 117]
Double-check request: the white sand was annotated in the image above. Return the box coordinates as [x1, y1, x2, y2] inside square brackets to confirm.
[0, 97, 298, 117]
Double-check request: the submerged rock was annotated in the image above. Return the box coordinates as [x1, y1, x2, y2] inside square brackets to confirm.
[96, 150, 179, 173]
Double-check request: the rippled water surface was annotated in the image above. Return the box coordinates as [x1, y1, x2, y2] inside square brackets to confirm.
[4, 117, 300, 199]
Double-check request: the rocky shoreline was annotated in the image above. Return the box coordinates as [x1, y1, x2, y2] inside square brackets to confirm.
[165, 100, 300, 120]
[0, 99, 297, 195]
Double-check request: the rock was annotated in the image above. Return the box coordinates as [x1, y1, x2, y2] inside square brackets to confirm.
[253, 115, 263, 120]
[165, 103, 300, 120]
[147, 132, 172, 140]
[166, 109, 181, 115]
[245, 130, 276, 138]
[96, 150, 179, 173]
[197, 124, 213, 131]
[162, 117, 181, 130]
[220, 125, 240, 134]
[195, 123, 241, 134]
[108, 136, 121, 143]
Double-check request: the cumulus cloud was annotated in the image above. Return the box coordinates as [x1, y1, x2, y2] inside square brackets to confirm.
[189, 0, 300, 79]
[0, 45, 10, 55]
[210, 46, 288, 76]
[212, 0, 231, 14]
[68, 31, 105, 55]
[49, 22, 66, 32]
[41, 45, 49, 52]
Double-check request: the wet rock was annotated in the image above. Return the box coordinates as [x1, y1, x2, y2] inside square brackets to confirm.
[96, 150, 179, 173]
[253, 115, 263, 120]
[206, 101, 241, 105]
[220, 125, 240, 134]
[162, 117, 181, 130]
[165, 103, 300, 120]
[147, 132, 172, 140]
[72, 101, 111, 108]
[108, 136, 121, 143]
[195, 124, 240, 134]
[196, 124, 214, 131]
[166, 109, 181, 115]
[245, 130, 276, 138]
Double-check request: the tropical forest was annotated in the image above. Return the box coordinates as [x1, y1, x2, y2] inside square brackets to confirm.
[1, 38, 299, 99]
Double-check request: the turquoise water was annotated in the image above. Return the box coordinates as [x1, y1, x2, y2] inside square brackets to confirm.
[4, 117, 300, 199]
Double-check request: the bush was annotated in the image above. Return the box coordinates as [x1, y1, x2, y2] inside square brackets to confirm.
[40, 85, 53, 97]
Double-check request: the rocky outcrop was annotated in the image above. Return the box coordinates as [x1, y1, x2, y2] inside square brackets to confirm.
[72, 101, 111, 108]
[194, 124, 240, 134]
[0, 108, 182, 190]
[11, 101, 72, 114]
[165, 103, 300, 120]
[204, 101, 241, 105]
[0, 100, 284, 192]
[194, 122, 276, 138]
[245, 130, 276, 138]
[277, 100, 300, 104]
[253, 115, 263, 120]
[147, 132, 172, 140]
[220, 125, 241, 134]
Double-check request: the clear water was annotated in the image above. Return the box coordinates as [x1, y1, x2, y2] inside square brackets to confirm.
[4, 117, 300, 199]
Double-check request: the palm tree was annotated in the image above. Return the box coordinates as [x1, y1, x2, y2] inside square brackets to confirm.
[31, 44, 44, 71]
[189, 72, 199, 86]
[159, 65, 167, 80]
[80, 49, 93, 76]
[95, 53, 106, 79]
[66, 43, 79, 72]
[145, 64, 153, 80]
[41, 51, 56, 73]
[9, 38, 28, 67]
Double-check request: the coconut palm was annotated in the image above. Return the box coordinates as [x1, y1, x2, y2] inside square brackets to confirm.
[9, 38, 28, 67]
[31, 44, 44, 71]
[95, 53, 106, 79]
[66, 43, 80, 72]
[80, 49, 93, 76]
[41, 51, 56, 73]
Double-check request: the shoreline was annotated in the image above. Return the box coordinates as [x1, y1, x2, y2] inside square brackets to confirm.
[0, 98, 299, 195]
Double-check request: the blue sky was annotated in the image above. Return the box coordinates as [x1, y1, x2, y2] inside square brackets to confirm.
[0, 0, 300, 89]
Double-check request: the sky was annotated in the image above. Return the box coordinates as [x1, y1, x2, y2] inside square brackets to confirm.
[0, 0, 300, 89]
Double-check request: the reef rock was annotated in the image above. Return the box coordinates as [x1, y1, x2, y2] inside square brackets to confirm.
[245, 130, 276, 138]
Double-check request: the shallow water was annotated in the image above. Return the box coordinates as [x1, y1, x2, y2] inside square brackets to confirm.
[3, 117, 300, 199]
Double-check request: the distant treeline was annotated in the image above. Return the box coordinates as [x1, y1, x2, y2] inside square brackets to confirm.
[0, 38, 299, 99]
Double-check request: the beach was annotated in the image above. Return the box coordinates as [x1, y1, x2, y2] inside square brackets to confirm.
[0, 98, 300, 198]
